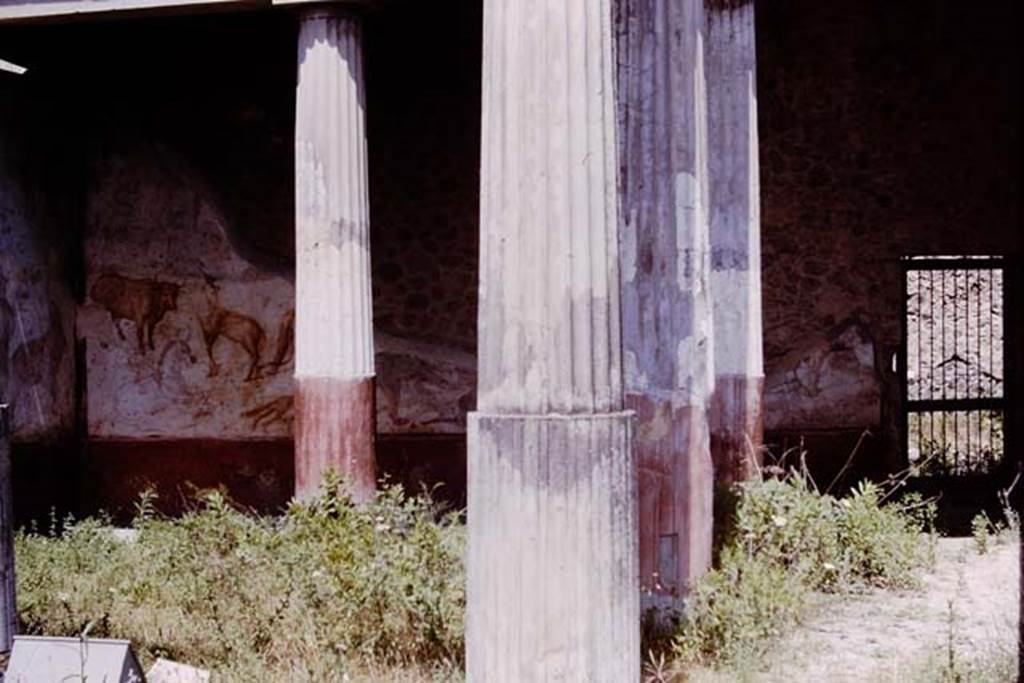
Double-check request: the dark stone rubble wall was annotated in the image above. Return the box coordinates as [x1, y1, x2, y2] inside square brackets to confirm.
[756, 0, 1021, 478]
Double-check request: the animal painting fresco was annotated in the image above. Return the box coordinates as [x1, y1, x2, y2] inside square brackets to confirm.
[80, 157, 301, 439]
[242, 395, 293, 430]
[198, 307, 266, 382]
[264, 308, 294, 376]
[198, 274, 268, 382]
[90, 273, 180, 353]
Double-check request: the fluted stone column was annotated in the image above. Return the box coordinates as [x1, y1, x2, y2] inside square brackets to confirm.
[467, 0, 639, 679]
[0, 404, 13, 654]
[617, 0, 715, 605]
[294, 9, 376, 502]
[1, 97, 20, 654]
[707, 0, 764, 485]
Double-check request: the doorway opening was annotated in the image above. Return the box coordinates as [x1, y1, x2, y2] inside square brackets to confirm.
[902, 256, 1005, 476]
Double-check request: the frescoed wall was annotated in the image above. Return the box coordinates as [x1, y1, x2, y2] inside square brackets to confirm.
[78, 142, 475, 440]
[757, 0, 1021, 479]
[79, 145, 296, 439]
[1, 9, 481, 520]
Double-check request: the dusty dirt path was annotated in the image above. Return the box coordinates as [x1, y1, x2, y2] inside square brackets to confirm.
[747, 536, 1018, 682]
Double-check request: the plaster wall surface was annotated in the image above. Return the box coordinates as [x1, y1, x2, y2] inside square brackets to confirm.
[0, 95, 76, 443]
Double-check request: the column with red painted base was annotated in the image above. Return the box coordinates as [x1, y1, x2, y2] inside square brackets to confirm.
[293, 9, 376, 502]
[617, 0, 716, 608]
[707, 0, 764, 485]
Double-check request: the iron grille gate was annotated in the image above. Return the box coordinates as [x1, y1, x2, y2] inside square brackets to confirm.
[902, 256, 1006, 475]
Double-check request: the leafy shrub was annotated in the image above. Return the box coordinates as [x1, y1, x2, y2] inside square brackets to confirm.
[974, 479, 1023, 555]
[730, 476, 840, 589]
[833, 481, 935, 588]
[16, 479, 465, 681]
[971, 492, 1019, 556]
[671, 546, 807, 665]
[669, 473, 936, 669]
[16, 466, 941, 679]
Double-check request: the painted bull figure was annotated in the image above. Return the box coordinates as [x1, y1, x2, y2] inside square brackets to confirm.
[90, 273, 180, 354]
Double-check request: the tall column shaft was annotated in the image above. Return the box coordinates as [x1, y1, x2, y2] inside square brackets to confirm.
[707, 0, 764, 485]
[294, 10, 376, 502]
[0, 153, 12, 653]
[468, 0, 639, 679]
[0, 405, 14, 653]
[617, 0, 715, 604]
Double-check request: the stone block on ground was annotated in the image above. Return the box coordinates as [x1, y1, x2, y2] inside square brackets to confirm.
[147, 657, 211, 683]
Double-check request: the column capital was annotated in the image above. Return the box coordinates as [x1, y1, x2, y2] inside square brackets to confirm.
[278, 0, 386, 12]
[294, 3, 362, 21]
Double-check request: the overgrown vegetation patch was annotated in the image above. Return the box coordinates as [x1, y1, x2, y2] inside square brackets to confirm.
[15, 479, 464, 681]
[15, 470, 942, 681]
[664, 474, 937, 673]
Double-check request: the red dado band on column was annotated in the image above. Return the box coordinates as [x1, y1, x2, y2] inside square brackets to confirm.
[293, 8, 377, 502]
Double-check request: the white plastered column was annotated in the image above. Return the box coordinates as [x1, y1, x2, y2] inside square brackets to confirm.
[467, 0, 639, 679]
[294, 8, 376, 502]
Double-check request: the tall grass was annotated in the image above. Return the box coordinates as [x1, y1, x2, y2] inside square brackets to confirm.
[15, 477, 465, 681]
[15, 468, 942, 681]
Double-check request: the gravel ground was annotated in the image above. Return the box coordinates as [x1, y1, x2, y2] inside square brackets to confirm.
[747, 536, 1019, 682]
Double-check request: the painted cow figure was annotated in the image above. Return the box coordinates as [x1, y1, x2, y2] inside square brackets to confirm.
[90, 273, 180, 354]
[198, 307, 266, 382]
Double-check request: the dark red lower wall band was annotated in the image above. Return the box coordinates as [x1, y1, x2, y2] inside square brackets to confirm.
[10, 435, 466, 527]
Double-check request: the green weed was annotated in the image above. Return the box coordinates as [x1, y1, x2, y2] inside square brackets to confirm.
[668, 472, 936, 671]
[15, 477, 465, 681]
